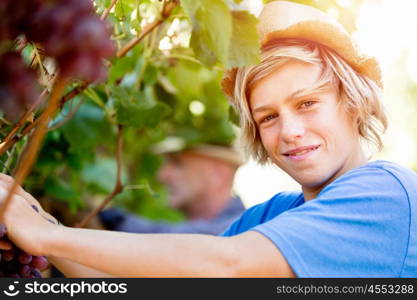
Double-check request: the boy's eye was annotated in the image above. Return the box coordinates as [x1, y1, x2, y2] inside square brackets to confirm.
[260, 113, 278, 124]
[299, 100, 316, 109]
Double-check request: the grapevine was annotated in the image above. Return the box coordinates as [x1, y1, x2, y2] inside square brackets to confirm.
[0, 224, 48, 278]
[0, 0, 179, 278]
[0, 0, 116, 278]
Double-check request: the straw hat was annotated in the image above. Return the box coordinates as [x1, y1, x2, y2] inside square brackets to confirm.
[151, 136, 244, 166]
[221, 0, 382, 100]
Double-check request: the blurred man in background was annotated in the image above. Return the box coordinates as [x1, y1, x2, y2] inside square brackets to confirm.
[99, 137, 245, 235]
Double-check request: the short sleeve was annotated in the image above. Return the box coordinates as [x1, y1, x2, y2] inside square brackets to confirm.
[252, 166, 411, 277]
[220, 191, 303, 236]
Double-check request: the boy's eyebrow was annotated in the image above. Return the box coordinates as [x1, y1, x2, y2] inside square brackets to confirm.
[252, 80, 332, 114]
[290, 81, 329, 100]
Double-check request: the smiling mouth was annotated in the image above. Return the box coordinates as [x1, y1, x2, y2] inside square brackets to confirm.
[283, 145, 320, 157]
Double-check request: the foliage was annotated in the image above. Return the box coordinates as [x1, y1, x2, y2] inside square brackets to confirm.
[0, 0, 260, 224]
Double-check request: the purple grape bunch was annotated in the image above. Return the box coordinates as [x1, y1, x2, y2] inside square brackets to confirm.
[0, 0, 115, 120]
[0, 203, 56, 278]
[0, 224, 49, 278]
[0, 52, 40, 121]
[25, 0, 115, 81]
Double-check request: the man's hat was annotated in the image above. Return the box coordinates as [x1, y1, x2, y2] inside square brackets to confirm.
[221, 0, 382, 100]
[151, 136, 244, 166]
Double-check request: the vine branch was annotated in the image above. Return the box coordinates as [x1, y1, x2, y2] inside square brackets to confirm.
[59, 81, 90, 108]
[0, 81, 89, 156]
[0, 88, 48, 156]
[116, 19, 164, 58]
[101, 0, 119, 20]
[116, 0, 177, 58]
[48, 98, 85, 132]
[76, 125, 124, 228]
[1, 75, 68, 216]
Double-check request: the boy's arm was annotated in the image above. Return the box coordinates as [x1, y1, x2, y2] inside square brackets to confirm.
[48, 256, 115, 278]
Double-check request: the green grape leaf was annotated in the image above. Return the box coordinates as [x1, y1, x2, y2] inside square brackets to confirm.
[143, 63, 159, 86]
[112, 86, 171, 128]
[81, 157, 127, 194]
[61, 103, 113, 152]
[109, 56, 136, 84]
[182, 0, 232, 67]
[44, 177, 83, 212]
[227, 10, 260, 68]
[115, 0, 137, 19]
[109, 45, 145, 85]
[166, 61, 206, 98]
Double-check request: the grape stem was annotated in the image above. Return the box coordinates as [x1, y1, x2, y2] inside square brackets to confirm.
[59, 81, 90, 108]
[47, 97, 85, 132]
[76, 125, 124, 228]
[116, 0, 178, 58]
[100, 0, 119, 21]
[0, 88, 49, 156]
[0, 81, 89, 156]
[116, 19, 164, 58]
[16, 37, 28, 53]
[0, 75, 68, 219]
[32, 46, 48, 83]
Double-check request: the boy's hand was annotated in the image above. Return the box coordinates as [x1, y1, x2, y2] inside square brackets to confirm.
[0, 173, 60, 256]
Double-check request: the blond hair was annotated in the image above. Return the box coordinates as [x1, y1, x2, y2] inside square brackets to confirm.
[232, 40, 387, 164]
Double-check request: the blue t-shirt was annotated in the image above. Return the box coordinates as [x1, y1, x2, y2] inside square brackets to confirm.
[221, 160, 417, 277]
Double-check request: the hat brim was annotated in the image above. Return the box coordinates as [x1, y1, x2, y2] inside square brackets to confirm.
[221, 2, 382, 101]
[262, 20, 381, 86]
[152, 138, 243, 166]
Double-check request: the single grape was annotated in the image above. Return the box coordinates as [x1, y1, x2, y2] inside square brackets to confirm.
[0, 52, 40, 121]
[69, 17, 109, 50]
[58, 52, 106, 82]
[19, 264, 32, 278]
[97, 39, 116, 58]
[30, 269, 42, 278]
[18, 252, 33, 265]
[31, 256, 49, 270]
[2, 249, 15, 261]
